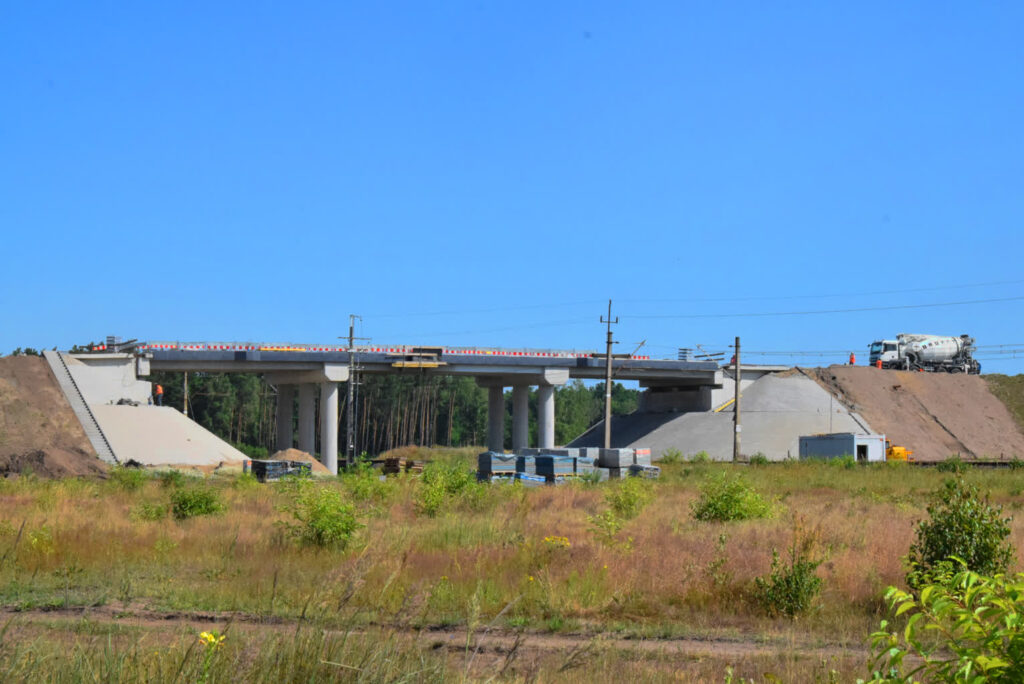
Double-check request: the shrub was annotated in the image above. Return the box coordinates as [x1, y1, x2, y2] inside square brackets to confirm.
[828, 454, 857, 469]
[753, 517, 823, 618]
[937, 455, 968, 473]
[690, 451, 711, 464]
[109, 466, 148, 491]
[691, 473, 772, 522]
[280, 483, 362, 549]
[587, 509, 626, 547]
[605, 477, 652, 520]
[170, 487, 225, 520]
[906, 478, 1014, 589]
[660, 448, 683, 465]
[749, 453, 769, 466]
[416, 461, 479, 517]
[132, 502, 167, 521]
[865, 566, 1024, 682]
[156, 469, 186, 489]
[341, 462, 393, 505]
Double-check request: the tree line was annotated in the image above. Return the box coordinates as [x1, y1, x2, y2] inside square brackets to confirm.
[147, 371, 638, 457]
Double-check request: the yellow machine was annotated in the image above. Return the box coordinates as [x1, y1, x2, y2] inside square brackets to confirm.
[885, 440, 914, 462]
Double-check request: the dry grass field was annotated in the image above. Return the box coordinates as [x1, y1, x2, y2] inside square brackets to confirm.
[2, 449, 1023, 681]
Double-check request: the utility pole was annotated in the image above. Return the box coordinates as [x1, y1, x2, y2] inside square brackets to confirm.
[733, 336, 741, 463]
[601, 300, 619, 449]
[183, 372, 188, 417]
[342, 315, 369, 469]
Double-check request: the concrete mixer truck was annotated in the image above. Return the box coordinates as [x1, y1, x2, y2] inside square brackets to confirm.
[868, 334, 980, 374]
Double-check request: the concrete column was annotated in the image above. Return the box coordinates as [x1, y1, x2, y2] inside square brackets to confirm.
[487, 385, 505, 452]
[297, 384, 316, 455]
[512, 385, 529, 450]
[275, 384, 295, 452]
[320, 382, 338, 475]
[537, 386, 555, 449]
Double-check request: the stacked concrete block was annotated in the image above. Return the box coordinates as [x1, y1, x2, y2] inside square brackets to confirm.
[598, 448, 635, 468]
[478, 451, 516, 479]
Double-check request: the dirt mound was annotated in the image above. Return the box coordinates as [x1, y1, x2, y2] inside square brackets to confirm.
[0, 356, 108, 477]
[808, 365, 1024, 461]
[269, 448, 331, 474]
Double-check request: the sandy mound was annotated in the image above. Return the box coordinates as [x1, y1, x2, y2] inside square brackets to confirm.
[808, 365, 1024, 461]
[0, 356, 108, 477]
[269, 448, 331, 475]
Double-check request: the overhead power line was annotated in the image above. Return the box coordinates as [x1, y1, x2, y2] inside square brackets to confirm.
[627, 295, 1024, 320]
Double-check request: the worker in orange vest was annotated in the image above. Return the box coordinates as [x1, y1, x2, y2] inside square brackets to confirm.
[154, 383, 164, 406]
[849, 352, 856, 365]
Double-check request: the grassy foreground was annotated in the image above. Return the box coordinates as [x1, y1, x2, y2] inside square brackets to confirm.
[2, 450, 1024, 681]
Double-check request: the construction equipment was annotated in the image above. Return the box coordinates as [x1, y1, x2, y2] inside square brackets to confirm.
[885, 439, 914, 462]
[868, 334, 980, 374]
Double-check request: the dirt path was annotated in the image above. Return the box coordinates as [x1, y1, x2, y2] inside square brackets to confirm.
[0, 603, 868, 662]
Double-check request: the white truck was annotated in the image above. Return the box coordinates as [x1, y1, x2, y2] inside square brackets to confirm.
[868, 333, 980, 374]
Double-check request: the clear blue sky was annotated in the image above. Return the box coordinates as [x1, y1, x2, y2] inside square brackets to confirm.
[2, 3, 1022, 372]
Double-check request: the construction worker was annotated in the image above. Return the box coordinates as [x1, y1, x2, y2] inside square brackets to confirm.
[849, 352, 856, 365]
[154, 383, 164, 406]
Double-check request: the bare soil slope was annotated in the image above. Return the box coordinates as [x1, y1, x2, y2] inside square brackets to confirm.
[0, 356, 107, 477]
[809, 365, 1024, 461]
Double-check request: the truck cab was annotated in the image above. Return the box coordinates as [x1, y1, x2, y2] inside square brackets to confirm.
[869, 340, 899, 367]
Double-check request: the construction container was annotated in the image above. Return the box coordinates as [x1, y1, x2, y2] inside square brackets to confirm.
[799, 433, 886, 463]
[478, 451, 516, 477]
[628, 464, 661, 479]
[599, 448, 635, 468]
[535, 455, 575, 478]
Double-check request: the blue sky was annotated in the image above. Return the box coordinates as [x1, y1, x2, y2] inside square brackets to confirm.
[2, 3, 1022, 372]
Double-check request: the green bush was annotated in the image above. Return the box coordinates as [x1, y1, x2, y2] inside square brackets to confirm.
[906, 478, 1014, 589]
[660, 448, 683, 465]
[416, 461, 479, 517]
[108, 466, 148, 491]
[156, 469, 186, 489]
[691, 473, 772, 522]
[690, 451, 711, 464]
[280, 483, 362, 549]
[132, 502, 167, 521]
[605, 477, 652, 520]
[753, 518, 823, 618]
[828, 454, 857, 469]
[866, 566, 1024, 682]
[170, 487, 225, 520]
[937, 455, 968, 473]
[749, 453, 769, 466]
[341, 462, 393, 505]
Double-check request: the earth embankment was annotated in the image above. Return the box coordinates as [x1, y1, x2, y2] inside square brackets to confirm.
[808, 365, 1024, 461]
[0, 355, 107, 477]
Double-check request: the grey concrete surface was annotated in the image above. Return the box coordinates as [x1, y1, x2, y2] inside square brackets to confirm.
[91, 405, 246, 466]
[570, 372, 873, 461]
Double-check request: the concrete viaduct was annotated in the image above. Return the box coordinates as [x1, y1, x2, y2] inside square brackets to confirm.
[122, 341, 721, 474]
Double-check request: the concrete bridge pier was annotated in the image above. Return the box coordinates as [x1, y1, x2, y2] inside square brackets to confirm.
[512, 385, 529, 450]
[320, 382, 338, 475]
[267, 365, 349, 474]
[487, 385, 505, 452]
[275, 384, 295, 451]
[537, 386, 555, 449]
[297, 384, 316, 455]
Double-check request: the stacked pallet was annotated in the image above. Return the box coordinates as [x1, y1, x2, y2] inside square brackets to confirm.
[476, 447, 659, 484]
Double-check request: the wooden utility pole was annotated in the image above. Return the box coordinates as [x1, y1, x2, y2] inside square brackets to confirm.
[602, 300, 618, 449]
[733, 336, 741, 463]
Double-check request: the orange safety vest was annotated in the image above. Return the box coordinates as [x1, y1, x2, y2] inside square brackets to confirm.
[849, 353, 856, 365]
[155, 384, 164, 395]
